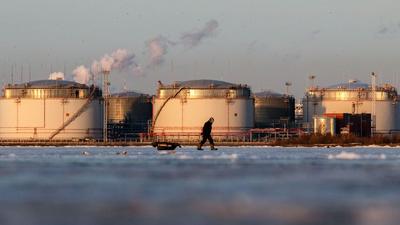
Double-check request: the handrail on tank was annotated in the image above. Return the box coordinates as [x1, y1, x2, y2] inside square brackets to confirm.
[150, 87, 187, 136]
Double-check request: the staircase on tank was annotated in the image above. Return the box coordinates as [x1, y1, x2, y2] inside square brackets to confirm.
[48, 89, 97, 140]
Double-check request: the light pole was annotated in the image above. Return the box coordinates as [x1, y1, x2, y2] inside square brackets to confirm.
[285, 81, 292, 130]
[308, 75, 316, 89]
[307, 75, 316, 133]
[285, 82, 292, 96]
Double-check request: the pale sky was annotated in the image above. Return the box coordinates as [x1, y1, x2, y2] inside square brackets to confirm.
[1, 0, 400, 98]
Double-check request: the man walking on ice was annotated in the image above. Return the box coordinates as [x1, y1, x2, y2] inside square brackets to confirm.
[197, 117, 218, 150]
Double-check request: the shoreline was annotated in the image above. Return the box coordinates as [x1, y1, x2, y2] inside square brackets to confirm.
[0, 141, 399, 148]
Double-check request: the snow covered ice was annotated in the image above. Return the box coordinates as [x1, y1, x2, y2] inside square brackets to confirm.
[1, 146, 400, 225]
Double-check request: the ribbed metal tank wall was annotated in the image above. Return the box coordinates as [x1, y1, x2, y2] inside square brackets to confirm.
[254, 92, 295, 128]
[108, 92, 152, 134]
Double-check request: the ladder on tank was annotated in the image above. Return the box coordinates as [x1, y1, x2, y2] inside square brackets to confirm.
[150, 87, 187, 135]
[48, 89, 97, 140]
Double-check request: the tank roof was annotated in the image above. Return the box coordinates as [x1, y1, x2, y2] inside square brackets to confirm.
[161, 79, 245, 89]
[8, 80, 88, 89]
[254, 90, 285, 97]
[111, 91, 149, 97]
[324, 81, 370, 90]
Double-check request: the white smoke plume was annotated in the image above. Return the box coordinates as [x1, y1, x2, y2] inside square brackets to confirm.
[73, 20, 219, 79]
[48, 72, 64, 80]
[99, 54, 114, 73]
[90, 60, 101, 75]
[73, 65, 90, 84]
[111, 49, 136, 70]
[180, 19, 219, 48]
[144, 20, 219, 68]
[89, 49, 137, 75]
[146, 36, 175, 67]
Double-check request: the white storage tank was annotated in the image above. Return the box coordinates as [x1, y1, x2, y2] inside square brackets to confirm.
[152, 79, 254, 140]
[0, 80, 103, 140]
[303, 80, 398, 134]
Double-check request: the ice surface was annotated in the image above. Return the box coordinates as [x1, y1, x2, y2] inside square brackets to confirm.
[0, 146, 400, 225]
[328, 151, 362, 160]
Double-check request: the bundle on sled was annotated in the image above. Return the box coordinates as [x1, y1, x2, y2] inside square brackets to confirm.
[152, 142, 182, 150]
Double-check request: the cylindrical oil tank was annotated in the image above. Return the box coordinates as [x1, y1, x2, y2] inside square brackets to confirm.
[0, 80, 103, 140]
[313, 116, 336, 135]
[254, 91, 295, 128]
[303, 80, 397, 133]
[295, 103, 304, 123]
[108, 91, 152, 137]
[152, 79, 254, 140]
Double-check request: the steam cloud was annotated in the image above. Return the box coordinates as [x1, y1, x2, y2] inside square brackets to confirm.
[99, 54, 114, 72]
[180, 19, 219, 48]
[144, 20, 219, 68]
[91, 49, 137, 74]
[111, 49, 136, 70]
[376, 22, 400, 36]
[90, 60, 101, 76]
[48, 72, 64, 80]
[73, 66, 90, 84]
[72, 19, 219, 83]
[146, 36, 175, 67]
[73, 48, 139, 84]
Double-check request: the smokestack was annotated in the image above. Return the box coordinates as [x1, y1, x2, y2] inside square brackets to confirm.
[102, 69, 110, 143]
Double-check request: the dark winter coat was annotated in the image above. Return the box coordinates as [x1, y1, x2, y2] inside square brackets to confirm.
[201, 121, 213, 136]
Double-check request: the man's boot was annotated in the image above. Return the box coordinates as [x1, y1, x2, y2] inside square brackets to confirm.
[210, 145, 218, 150]
[197, 144, 203, 150]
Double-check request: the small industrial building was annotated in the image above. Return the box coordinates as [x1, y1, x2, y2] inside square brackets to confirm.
[313, 113, 372, 137]
[0, 80, 103, 140]
[152, 79, 254, 140]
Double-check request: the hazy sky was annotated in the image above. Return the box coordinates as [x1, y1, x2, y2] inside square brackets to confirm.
[1, 0, 400, 98]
